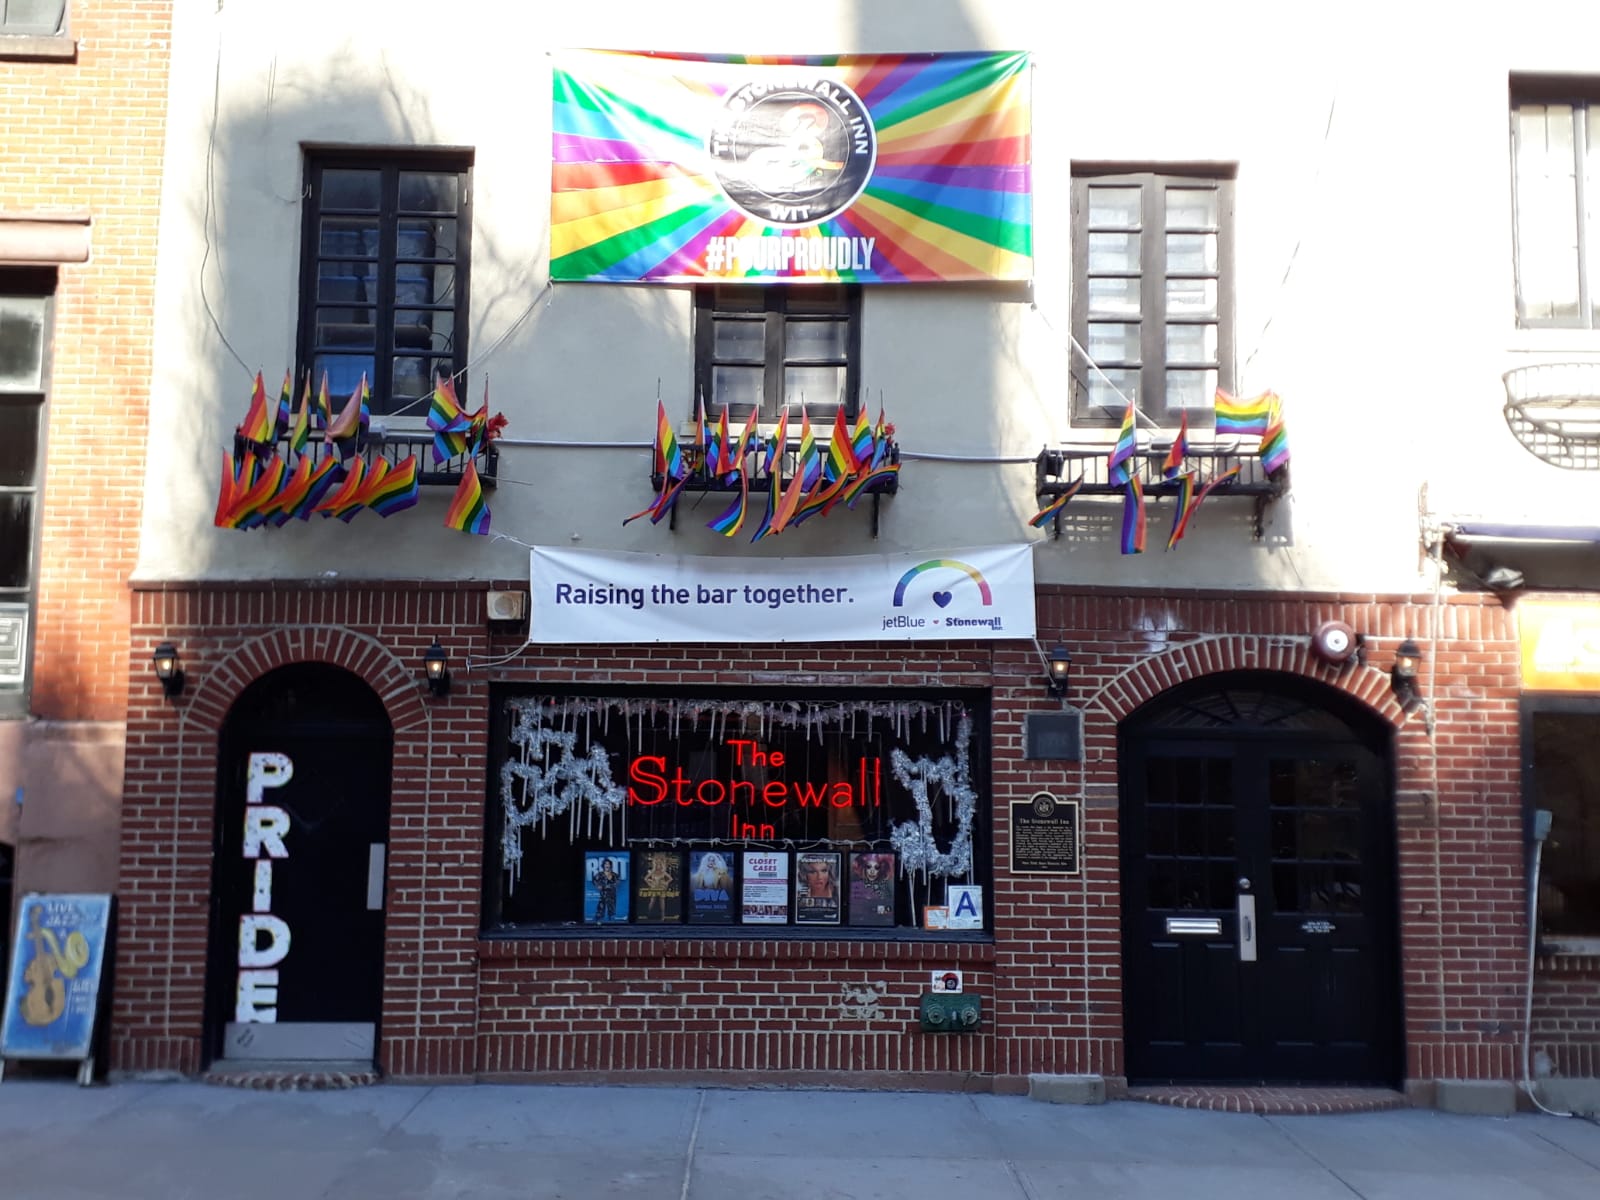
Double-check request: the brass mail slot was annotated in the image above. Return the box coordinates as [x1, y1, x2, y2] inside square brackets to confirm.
[1165, 917, 1223, 936]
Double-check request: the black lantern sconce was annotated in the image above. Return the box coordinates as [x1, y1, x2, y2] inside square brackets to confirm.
[1390, 638, 1433, 733]
[1045, 644, 1073, 698]
[423, 639, 450, 697]
[1390, 638, 1421, 701]
[152, 642, 185, 698]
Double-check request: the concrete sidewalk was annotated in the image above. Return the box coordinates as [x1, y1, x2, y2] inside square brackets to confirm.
[1, 1080, 1598, 1200]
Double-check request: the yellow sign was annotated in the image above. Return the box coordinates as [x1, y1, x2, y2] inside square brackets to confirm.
[1519, 599, 1600, 692]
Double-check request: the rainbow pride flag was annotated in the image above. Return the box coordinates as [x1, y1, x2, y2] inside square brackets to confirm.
[429, 373, 471, 463]
[1166, 471, 1197, 550]
[825, 407, 860, 482]
[325, 373, 366, 451]
[1259, 401, 1290, 474]
[213, 451, 252, 528]
[654, 399, 683, 480]
[444, 460, 490, 534]
[314, 456, 368, 521]
[236, 372, 275, 446]
[1161, 411, 1189, 480]
[1108, 403, 1137, 485]
[274, 372, 293, 442]
[707, 469, 750, 537]
[1169, 465, 1241, 547]
[363, 456, 421, 517]
[708, 407, 731, 477]
[266, 455, 316, 527]
[797, 412, 822, 490]
[1120, 476, 1146, 555]
[849, 409, 873, 466]
[1214, 389, 1275, 437]
[1028, 477, 1083, 528]
[550, 51, 1032, 284]
[314, 372, 331, 431]
[232, 456, 288, 531]
[290, 457, 343, 520]
[288, 374, 311, 455]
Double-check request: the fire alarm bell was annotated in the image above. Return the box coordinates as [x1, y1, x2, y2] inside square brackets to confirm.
[486, 590, 528, 621]
[1311, 620, 1358, 665]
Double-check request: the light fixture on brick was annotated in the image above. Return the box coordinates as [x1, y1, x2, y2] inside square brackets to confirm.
[1390, 638, 1433, 733]
[424, 639, 450, 697]
[152, 641, 184, 698]
[1045, 644, 1072, 698]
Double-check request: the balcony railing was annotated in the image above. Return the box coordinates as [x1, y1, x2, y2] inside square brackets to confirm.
[1034, 440, 1288, 539]
[248, 428, 497, 488]
[1503, 362, 1600, 471]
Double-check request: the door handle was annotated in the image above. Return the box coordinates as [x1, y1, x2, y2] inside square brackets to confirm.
[1237, 892, 1257, 962]
[367, 843, 386, 911]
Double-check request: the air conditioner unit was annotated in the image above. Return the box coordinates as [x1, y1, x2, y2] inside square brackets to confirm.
[486, 589, 528, 622]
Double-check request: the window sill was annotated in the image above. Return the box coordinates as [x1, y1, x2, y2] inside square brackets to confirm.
[1507, 329, 1600, 357]
[0, 35, 76, 62]
[1538, 935, 1600, 957]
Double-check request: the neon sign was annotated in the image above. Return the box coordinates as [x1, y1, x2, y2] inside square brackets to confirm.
[628, 739, 881, 838]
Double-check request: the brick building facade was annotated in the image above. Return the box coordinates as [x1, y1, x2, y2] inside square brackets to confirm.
[1, 3, 171, 983]
[103, 2, 1599, 1111]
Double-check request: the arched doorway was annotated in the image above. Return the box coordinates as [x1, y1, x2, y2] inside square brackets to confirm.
[1119, 671, 1401, 1085]
[205, 664, 393, 1066]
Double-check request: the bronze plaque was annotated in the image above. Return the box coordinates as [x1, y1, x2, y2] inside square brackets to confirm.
[1009, 792, 1080, 876]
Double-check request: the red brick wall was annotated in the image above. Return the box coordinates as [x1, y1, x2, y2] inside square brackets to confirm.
[113, 579, 1576, 1090]
[1532, 957, 1600, 1080]
[1, 2, 171, 721]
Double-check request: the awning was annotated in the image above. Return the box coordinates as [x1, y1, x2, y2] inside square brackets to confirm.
[1446, 522, 1600, 545]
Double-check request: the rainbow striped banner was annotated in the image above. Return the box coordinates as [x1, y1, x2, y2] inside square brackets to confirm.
[551, 51, 1032, 283]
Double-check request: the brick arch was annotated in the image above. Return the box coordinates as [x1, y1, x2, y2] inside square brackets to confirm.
[1089, 634, 1408, 728]
[181, 625, 430, 737]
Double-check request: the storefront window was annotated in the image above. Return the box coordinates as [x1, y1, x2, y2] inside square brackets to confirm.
[1529, 705, 1600, 938]
[484, 691, 990, 932]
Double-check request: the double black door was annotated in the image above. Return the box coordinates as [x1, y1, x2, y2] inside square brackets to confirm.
[1121, 685, 1401, 1085]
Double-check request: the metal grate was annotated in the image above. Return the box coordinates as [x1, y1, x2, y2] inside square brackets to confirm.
[1502, 363, 1600, 471]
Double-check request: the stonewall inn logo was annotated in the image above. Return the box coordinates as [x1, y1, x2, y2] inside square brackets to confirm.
[708, 77, 877, 227]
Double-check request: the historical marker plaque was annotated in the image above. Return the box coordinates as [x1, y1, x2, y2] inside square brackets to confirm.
[1009, 792, 1081, 876]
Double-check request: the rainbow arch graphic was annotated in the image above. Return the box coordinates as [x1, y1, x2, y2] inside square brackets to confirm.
[891, 559, 993, 607]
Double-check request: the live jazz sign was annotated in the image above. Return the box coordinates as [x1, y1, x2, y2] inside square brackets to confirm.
[236, 752, 294, 1022]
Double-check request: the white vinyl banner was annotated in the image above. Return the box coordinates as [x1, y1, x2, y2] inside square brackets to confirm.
[529, 544, 1036, 644]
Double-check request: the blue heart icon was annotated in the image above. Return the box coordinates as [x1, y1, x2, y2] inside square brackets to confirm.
[932, 591, 953, 608]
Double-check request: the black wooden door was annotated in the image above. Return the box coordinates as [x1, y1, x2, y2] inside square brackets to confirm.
[207, 666, 392, 1064]
[1120, 680, 1400, 1085]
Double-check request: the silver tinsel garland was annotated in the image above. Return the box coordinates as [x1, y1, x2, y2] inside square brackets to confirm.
[888, 711, 976, 883]
[500, 711, 626, 884]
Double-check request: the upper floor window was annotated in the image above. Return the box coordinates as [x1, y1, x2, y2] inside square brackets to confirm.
[694, 285, 860, 426]
[1072, 169, 1235, 424]
[297, 152, 472, 417]
[1512, 81, 1600, 329]
[1, 0, 65, 35]
[0, 269, 52, 717]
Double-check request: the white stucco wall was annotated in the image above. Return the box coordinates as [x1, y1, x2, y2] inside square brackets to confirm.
[136, 0, 1600, 591]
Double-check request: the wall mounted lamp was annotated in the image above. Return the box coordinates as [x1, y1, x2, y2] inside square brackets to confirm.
[1045, 644, 1072, 698]
[423, 639, 451, 697]
[152, 642, 185, 698]
[1390, 638, 1433, 733]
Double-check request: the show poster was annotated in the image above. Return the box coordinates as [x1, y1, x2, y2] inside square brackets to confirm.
[1, 893, 113, 1062]
[741, 851, 790, 924]
[551, 51, 1032, 284]
[633, 849, 684, 923]
[583, 851, 630, 924]
[848, 852, 897, 927]
[688, 850, 738, 924]
[794, 852, 842, 925]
